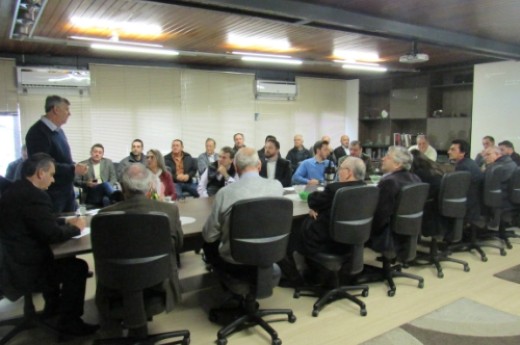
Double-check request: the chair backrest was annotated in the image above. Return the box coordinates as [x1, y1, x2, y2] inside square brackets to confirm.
[330, 185, 379, 274]
[483, 163, 504, 208]
[438, 171, 471, 218]
[437, 171, 471, 242]
[391, 183, 430, 261]
[229, 197, 293, 298]
[509, 167, 520, 204]
[91, 211, 173, 291]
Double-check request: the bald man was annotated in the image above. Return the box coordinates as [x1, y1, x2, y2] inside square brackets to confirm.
[333, 135, 350, 163]
[286, 134, 312, 173]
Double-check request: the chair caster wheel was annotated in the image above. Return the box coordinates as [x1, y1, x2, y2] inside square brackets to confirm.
[312, 310, 319, 317]
[387, 290, 395, 297]
[362, 289, 369, 297]
[293, 291, 300, 299]
[418, 281, 425, 289]
[272, 338, 282, 345]
[437, 271, 444, 278]
[288, 314, 297, 323]
[481, 256, 488, 262]
[506, 243, 513, 250]
[360, 309, 367, 317]
[464, 265, 470, 272]
[500, 249, 507, 256]
[182, 338, 191, 345]
[217, 338, 227, 345]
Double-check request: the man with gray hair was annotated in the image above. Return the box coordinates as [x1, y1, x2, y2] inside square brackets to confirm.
[279, 157, 367, 286]
[96, 163, 183, 337]
[408, 134, 437, 161]
[202, 147, 284, 275]
[371, 146, 421, 248]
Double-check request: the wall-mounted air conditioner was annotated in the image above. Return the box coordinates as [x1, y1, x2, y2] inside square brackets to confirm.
[17, 67, 91, 90]
[255, 80, 297, 100]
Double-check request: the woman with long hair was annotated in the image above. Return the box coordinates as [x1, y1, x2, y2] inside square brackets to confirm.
[146, 149, 176, 200]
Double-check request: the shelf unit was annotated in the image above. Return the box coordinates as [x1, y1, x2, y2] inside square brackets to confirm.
[358, 69, 473, 155]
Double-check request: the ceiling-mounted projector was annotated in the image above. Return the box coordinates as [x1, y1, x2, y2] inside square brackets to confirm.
[399, 40, 429, 64]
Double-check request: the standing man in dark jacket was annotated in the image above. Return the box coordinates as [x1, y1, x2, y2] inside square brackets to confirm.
[164, 139, 199, 198]
[0, 153, 97, 336]
[25, 95, 88, 212]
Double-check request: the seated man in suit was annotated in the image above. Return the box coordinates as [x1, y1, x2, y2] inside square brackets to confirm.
[197, 137, 219, 175]
[197, 146, 237, 197]
[448, 139, 483, 223]
[340, 140, 375, 178]
[333, 135, 350, 163]
[96, 163, 184, 337]
[279, 157, 367, 286]
[370, 146, 421, 252]
[260, 138, 292, 187]
[75, 143, 119, 207]
[0, 153, 97, 336]
[202, 147, 284, 277]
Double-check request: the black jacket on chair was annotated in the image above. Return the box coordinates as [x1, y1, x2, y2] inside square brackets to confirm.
[371, 170, 421, 239]
[259, 158, 292, 187]
[296, 180, 365, 256]
[0, 179, 80, 300]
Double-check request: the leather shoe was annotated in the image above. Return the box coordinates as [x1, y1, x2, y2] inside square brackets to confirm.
[49, 317, 99, 336]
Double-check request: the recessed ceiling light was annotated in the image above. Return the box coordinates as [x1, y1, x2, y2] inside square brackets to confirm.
[333, 50, 380, 62]
[228, 34, 291, 50]
[70, 35, 163, 48]
[70, 16, 162, 35]
[91, 43, 178, 56]
[241, 56, 302, 65]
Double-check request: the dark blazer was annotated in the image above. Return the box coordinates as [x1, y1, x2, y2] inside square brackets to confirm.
[333, 146, 348, 163]
[455, 157, 483, 221]
[97, 194, 184, 312]
[490, 155, 517, 208]
[74, 158, 118, 187]
[0, 179, 80, 300]
[371, 169, 422, 239]
[295, 180, 366, 256]
[259, 158, 292, 187]
[164, 152, 198, 182]
[26, 119, 76, 211]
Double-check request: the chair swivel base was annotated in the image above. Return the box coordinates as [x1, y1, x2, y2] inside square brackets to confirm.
[209, 297, 296, 345]
[93, 330, 190, 345]
[293, 284, 368, 317]
[357, 262, 424, 297]
[414, 252, 470, 278]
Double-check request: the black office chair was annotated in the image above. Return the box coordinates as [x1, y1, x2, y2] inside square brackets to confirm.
[209, 197, 296, 345]
[365, 183, 429, 297]
[498, 167, 520, 248]
[293, 185, 379, 317]
[415, 171, 471, 278]
[452, 164, 507, 261]
[0, 242, 63, 344]
[91, 211, 189, 345]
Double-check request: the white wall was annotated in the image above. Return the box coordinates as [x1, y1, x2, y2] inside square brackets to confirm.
[8, 61, 357, 163]
[472, 60, 520, 156]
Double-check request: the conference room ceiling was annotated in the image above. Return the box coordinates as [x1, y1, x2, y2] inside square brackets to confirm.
[1, 0, 519, 78]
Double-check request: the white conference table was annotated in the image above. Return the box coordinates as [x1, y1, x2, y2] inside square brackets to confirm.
[52, 193, 310, 259]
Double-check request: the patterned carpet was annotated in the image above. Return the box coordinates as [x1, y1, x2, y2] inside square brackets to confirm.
[361, 298, 520, 345]
[494, 264, 520, 285]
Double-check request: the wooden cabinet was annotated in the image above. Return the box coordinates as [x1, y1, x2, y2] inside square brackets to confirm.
[358, 68, 473, 157]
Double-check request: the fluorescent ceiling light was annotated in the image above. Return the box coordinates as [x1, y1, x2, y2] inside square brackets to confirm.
[334, 50, 380, 61]
[333, 59, 379, 66]
[70, 35, 163, 48]
[232, 51, 292, 59]
[342, 63, 387, 72]
[228, 33, 291, 50]
[91, 43, 178, 56]
[241, 56, 302, 65]
[70, 16, 162, 35]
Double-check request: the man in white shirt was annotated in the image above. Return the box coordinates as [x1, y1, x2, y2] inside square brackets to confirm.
[408, 134, 437, 161]
[333, 135, 350, 163]
[197, 146, 237, 197]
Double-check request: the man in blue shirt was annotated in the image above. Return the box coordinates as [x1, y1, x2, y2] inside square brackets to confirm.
[292, 140, 334, 185]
